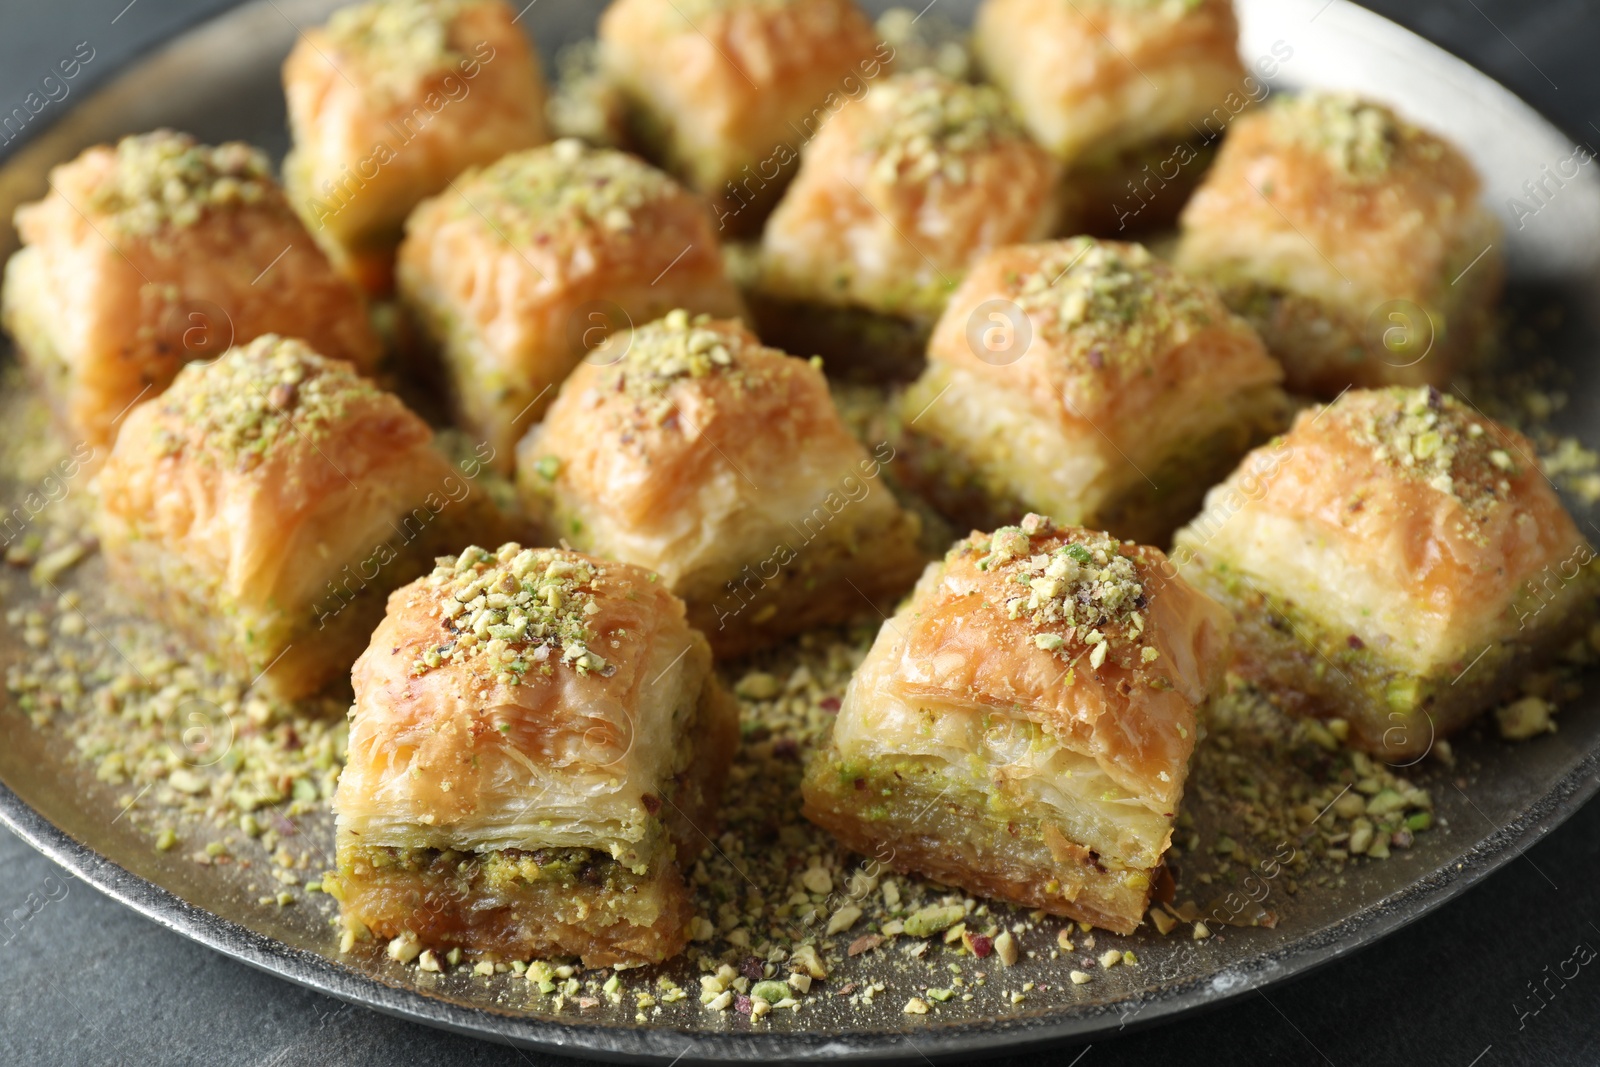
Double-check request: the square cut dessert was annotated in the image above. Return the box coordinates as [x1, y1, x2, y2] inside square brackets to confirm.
[329, 544, 738, 967]
[752, 70, 1059, 379]
[1, 130, 380, 453]
[802, 514, 1233, 934]
[398, 139, 746, 468]
[598, 0, 889, 236]
[283, 0, 550, 295]
[516, 310, 925, 657]
[1176, 93, 1503, 396]
[95, 335, 505, 701]
[973, 0, 1251, 235]
[898, 238, 1287, 545]
[1174, 387, 1599, 761]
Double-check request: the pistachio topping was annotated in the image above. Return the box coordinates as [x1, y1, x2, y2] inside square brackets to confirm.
[1272, 92, 1410, 178]
[153, 335, 386, 468]
[1341, 386, 1517, 507]
[452, 140, 681, 247]
[863, 71, 1028, 186]
[325, 0, 480, 86]
[966, 514, 1148, 664]
[86, 130, 273, 233]
[1011, 238, 1216, 380]
[411, 544, 609, 678]
[609, 310, 736, 397]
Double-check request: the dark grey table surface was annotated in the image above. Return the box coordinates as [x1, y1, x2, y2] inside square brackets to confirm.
[3, 1, 1600, 1064]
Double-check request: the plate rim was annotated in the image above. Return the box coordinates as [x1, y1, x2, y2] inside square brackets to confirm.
[1, 0, 1598, 1061]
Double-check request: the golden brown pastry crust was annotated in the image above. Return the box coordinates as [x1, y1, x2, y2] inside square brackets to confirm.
[96, 334, 490, 700]
[899, 238, 1286, 543]
[1, 130, 379, 452]
[756, 70, 1060, 325]
[599, 0, 889, 234]
[804, 514, 1233, 933]
[973, 0, 1247, 164]
[333, 544, 736, 965]
[284, 0, 550, 295]
[397, 140, 746, 468]
[1176, 93, 1503, 395]
[1174, 387, 1598, 757]
[517, 311, 926, 656]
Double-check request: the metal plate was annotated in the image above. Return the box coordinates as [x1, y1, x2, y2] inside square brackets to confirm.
[1, 0, 1598, 1061]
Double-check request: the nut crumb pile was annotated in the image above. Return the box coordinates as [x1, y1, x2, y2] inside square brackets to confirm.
[0, 361, 1593, 1025]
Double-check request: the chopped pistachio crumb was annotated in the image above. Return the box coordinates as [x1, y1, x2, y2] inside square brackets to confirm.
[966, 513, 1149, 665]
[150, 334, 389, 470]
[409, 543, 609, 678]
[447, 140, 681, 250]
[325, 0, 484, 91]
[86, 129, 273, 233]
[862, 70, 1030, 186]
[1272, 92, 1406, 177]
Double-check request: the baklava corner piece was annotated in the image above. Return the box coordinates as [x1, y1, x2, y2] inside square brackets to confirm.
[1174, 387, 1599, 760]
[1, 129, 379, 453]
[329, 545, 737, 967]
[974, 0, 1249, 234]
[95, 334, 500, 700]
[397, 140, 745, 467]
[802, 514, 1232, 934]
[598, 0, 887, 235]
[283, 0, 550, 293]
[752, 70, 1059, 379]
[515, 310, 925, 657]
[899, 237, 1287, 544]
[1176, 92, 1503, 396]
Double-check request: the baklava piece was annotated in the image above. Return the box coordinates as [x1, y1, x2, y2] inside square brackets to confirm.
[96, 335, 502, 700]
[398, 140, 745, 467]
[598, 0, 888, 235]
[1176, 93, 1503, 396]
[803, 514, 1232, 933]
[1, 130, 379, 453]
[516, 311, 925, 657]
[898, 238, 1287, 545]
[752, 70, 1059, 379]
[973, 0, 1250, 235]
[330, 544, 737, 967]
[283, 0, 549, 293]
[1174, 387, 1599, 761]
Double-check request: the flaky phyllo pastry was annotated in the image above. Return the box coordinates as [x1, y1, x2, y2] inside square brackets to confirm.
[96, 335, 502, 701]
[1, 130, 379, 453]
[752, 69, 1059, 377]
[973, 0, 1251, 233]
[283, 0, 551, 294]
[516, 310, 925, 656]
[803, 514, 1232, 934]
[899, 238, 1287, 544]
[398, 139, 745, 466]
[598, 0, 888, 235]
[1177, 92, 1503, 396]
[329, 545, 737, 967]
[1175, 387, 1599, 761]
